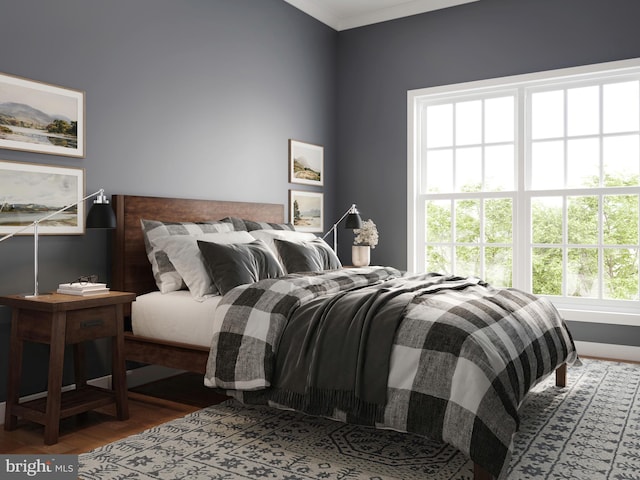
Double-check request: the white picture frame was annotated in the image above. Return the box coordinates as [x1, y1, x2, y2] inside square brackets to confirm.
[0, 72, 85, 157]
[289, 139, 323, 186]
[0, 160, 85, 236]
[290, 190, 323, 233]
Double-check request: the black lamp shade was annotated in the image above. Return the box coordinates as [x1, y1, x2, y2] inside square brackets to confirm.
[345, 212, 362, 229]
[86, 203, 116, 229]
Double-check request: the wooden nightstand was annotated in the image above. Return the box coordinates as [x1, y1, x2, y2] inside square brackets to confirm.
[1, 291, 135, 444]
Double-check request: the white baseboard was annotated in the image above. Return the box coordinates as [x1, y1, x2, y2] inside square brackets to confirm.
[575, 340, 640, 363]
[0, 365, 185, 427]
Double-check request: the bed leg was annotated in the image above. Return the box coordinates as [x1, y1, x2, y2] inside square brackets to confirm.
[555, 363, 567, 387]
[474, 462, 493, 480]
[471, 367, 567, 480]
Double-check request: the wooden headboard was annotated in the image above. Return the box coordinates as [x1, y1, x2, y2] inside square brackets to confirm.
[111, 194, 285, 296]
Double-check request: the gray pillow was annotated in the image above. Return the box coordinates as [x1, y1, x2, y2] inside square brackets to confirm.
[274, 238, 342, 273]
[197, 239, 285, 295]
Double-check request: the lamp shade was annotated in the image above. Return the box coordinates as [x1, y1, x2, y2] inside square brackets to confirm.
[85, 189, 115, 229]
[86, 201, 116, 229]
[345, 212, 362, 229]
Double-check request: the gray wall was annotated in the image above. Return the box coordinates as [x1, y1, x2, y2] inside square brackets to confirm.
[335, 0, 640, 347]
[0, 0, 337, 401]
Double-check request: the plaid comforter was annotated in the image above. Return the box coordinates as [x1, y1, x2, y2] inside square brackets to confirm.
[204, 267, 578, 479]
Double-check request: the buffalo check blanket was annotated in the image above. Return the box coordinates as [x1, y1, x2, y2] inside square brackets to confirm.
[204, 266, 578, 479]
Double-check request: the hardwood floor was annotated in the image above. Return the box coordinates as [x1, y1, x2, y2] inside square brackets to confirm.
[0, 374, 227, 455]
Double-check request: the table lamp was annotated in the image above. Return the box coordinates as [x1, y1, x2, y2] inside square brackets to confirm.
[0, 188, 116, 297]
[322, 203, 362, 253]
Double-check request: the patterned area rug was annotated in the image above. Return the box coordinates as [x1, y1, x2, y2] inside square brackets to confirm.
[79, 359, 640, 479]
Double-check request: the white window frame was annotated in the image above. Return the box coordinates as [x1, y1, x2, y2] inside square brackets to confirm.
[408, 58, 640, 326]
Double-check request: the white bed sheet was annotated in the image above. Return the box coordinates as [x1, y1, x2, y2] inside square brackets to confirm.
[131, 290, 221, 348]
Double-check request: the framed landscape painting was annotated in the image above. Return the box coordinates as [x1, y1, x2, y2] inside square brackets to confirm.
[289, 139, 323, 186]
[290, 190, 323, 232]
[0, 160, 85, 236]
[0, 72, 85, 157]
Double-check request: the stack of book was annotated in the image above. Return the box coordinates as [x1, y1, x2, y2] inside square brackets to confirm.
[57, 282, 110, 296]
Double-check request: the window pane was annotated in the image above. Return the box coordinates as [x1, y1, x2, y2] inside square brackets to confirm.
[455, 199, 480, 243]
[603, 195, 639, 245]
[603, 81, 639, 134]
[567, 86, 600, 137]
[456, 100, 482, 146]
[485, 96, 514, 143]
[567, 138, 600, 188]
[604, 248, 639, 300]
[485, 247, 512, 287]
[484, 198, 512, 243]
[568, 196, 598, 245]
[531, 90, 564, 140]
[426, 245, 451, 273]
[603, 134, 640, 185]
[531, 140, 565, 190]
[425, 149, 453, 193]
[426, 104, 453, 147]
[567, 248, 599, 298]
[426, 200, 451, 243]
[485, 145, 514, 191]
[456, 147, 482, 192]
[455, 246, 480, 277]
[532, 247, 563, 295]
[532, 197, 563, 244]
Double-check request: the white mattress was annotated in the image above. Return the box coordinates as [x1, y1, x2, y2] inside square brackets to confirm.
[131, 290, 221, 348]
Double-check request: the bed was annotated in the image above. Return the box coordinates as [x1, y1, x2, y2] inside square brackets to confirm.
[111, 194, 285, 373]
[111, 194, 577, 480]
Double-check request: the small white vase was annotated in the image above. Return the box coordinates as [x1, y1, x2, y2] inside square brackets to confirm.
[351, 245, 371, 267]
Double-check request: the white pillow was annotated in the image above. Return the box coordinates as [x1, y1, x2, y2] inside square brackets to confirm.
[249, 229, 318, 256]
[153, 231, 255, 301]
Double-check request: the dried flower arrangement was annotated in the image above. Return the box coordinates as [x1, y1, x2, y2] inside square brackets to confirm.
[353, 219, 378, 249]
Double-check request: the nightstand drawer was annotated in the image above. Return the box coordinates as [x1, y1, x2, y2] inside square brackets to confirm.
[65, 305, 117, 343]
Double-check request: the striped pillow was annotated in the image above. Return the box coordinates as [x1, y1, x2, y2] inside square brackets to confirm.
[221, 216, 294, 232]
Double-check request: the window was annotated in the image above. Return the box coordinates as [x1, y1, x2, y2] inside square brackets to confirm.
[408, 58, 640, 316]
[420, 93, 517, 288]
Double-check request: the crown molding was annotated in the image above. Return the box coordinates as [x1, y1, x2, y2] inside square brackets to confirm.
[283, 0, 479, 31]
